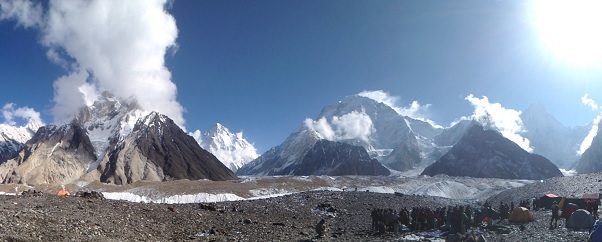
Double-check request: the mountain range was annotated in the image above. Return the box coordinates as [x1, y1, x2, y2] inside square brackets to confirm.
[238, 93, 595, 177]
[1, 91, 601, 184]
[0, 92, 237, 185]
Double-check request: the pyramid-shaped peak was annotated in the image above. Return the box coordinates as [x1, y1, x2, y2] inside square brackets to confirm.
[138, 111, 169, 126]
[524, 103, 549, 114]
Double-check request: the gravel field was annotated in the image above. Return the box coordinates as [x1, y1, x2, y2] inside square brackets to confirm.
[0, 188, 593, 242]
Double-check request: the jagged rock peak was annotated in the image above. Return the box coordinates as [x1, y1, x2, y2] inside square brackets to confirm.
[422, 124, 563, 180]
[192, 123, 259, 172]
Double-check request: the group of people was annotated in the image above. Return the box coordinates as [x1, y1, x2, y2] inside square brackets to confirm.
[370, 205, 492, 235]
[369, 199, 547, 236]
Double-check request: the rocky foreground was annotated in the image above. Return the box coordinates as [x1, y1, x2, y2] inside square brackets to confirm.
[0, 190, 591, 241]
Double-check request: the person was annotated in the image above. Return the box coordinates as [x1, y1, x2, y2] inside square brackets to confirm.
[316, 218, 327, 237]
[593, 200, 599, 220]
[550, 201, 560, 228]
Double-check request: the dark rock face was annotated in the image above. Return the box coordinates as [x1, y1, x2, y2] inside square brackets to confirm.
[0, 123, 97, 185]
[575, 128, 602, 173]
[100, 112, 237, 184]
[421, 125, 563, 180]
[283, 140, 390, 176]
[0, 137, 23, 162]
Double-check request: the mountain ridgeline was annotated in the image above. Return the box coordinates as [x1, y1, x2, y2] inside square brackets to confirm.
[1, 92, 601, 184]
[575, 127, 602, 174]
[0, 92, 237, 185]
[237, 95, 423, 176]
[238, 95, 593, 178]
[421, 125, 563, 179]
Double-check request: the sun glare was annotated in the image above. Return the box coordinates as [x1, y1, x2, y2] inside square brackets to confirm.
[531, 0, 602, 67]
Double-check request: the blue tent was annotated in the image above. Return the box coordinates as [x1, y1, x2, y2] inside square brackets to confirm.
[590, 218, 602, 242]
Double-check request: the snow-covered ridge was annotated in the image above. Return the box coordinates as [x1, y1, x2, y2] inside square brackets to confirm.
[190, 123, 258, 172]
[76, 93, 149, 172]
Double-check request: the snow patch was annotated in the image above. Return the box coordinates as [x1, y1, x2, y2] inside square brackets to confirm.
[102, 192, 245, 204]
[47, 142, 61, 157]
[560, 168, 577, 176]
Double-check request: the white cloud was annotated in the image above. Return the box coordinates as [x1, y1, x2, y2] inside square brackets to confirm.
[464, 94, 533, 152]
[582, 93, 599, 110]
[358, 90, 441, 128]
[305, 110, 374, 144]
[578, 114, 600, 155]
[1, 0, 184, 127]
[578, 94, 602, 155]
[0, 0, 42, 28]
[1, 103, 45, 127]
[52, 70, 89, 124]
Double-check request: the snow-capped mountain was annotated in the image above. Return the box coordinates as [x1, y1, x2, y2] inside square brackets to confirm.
[520, 104, 589, 169]
[0, 118, 43, 161]
[421, 124, 563, 179]
[0, 123, 97, 185]
[279, 140, 390, 176]
[190, 123, 258, 172]
[237, 94, 425, 176]
[96, 112, 237, 184]
[0, 93, 237, 185]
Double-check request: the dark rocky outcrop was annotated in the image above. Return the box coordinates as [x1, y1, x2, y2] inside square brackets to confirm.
[0, 123, 97, 185]
[99, 112, 237, 184]
[282, 140, 390, 176]
[422, 125, 563, 180]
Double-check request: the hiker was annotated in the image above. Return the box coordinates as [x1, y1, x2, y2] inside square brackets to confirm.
[593, 201, 599, 220]
[550, 201, 560, 228]
[316, 218, 327, 237]
[371, 208, 378, 232]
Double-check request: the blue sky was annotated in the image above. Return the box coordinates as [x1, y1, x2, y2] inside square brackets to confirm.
[1, 0, 602, 153]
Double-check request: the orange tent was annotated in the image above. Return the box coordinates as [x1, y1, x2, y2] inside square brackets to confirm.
[57, 189, 70, 197]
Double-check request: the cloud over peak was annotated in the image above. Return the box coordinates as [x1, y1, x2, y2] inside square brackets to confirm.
[578, 93, 601, 155]
[0, 0, 184, 127]
[463, 94, 533, 152]
[358, 90, 441, 128]
[305, 110, 374, 144]
[1, 103, 45, 128]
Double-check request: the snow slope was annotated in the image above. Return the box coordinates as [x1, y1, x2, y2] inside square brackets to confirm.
[190, 123, 259, 172]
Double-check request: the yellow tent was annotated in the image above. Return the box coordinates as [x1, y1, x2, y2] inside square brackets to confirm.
[509, 207, 534, 223]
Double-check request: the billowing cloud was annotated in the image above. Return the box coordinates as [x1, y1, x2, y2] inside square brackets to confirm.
[0, 0, 184, 127]
[1, 103, 45, 127]
[305, 110, 374, 144]
[358, 90, 441, 128]
[578, 94, 602, 155]
[0, 0, 42, 28]
[578, 114, 600, 155]
[582, 93, 599, 110]
[463, 94, 533, 152]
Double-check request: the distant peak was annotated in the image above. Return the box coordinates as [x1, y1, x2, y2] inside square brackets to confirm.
[525, 103, 548, 114]
[207, 123, 230, 134]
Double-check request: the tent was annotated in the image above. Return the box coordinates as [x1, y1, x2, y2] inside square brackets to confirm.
[559, 196, 587, 210]
[566, 209, 595, 230]
[582, 193, 600, 202]
[539, 194, 562, 209]
[509, 207, 534, 223]
[590, 218, 602, 242]
[57, 189, 70, 197]
[561, 203, 579, 219]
